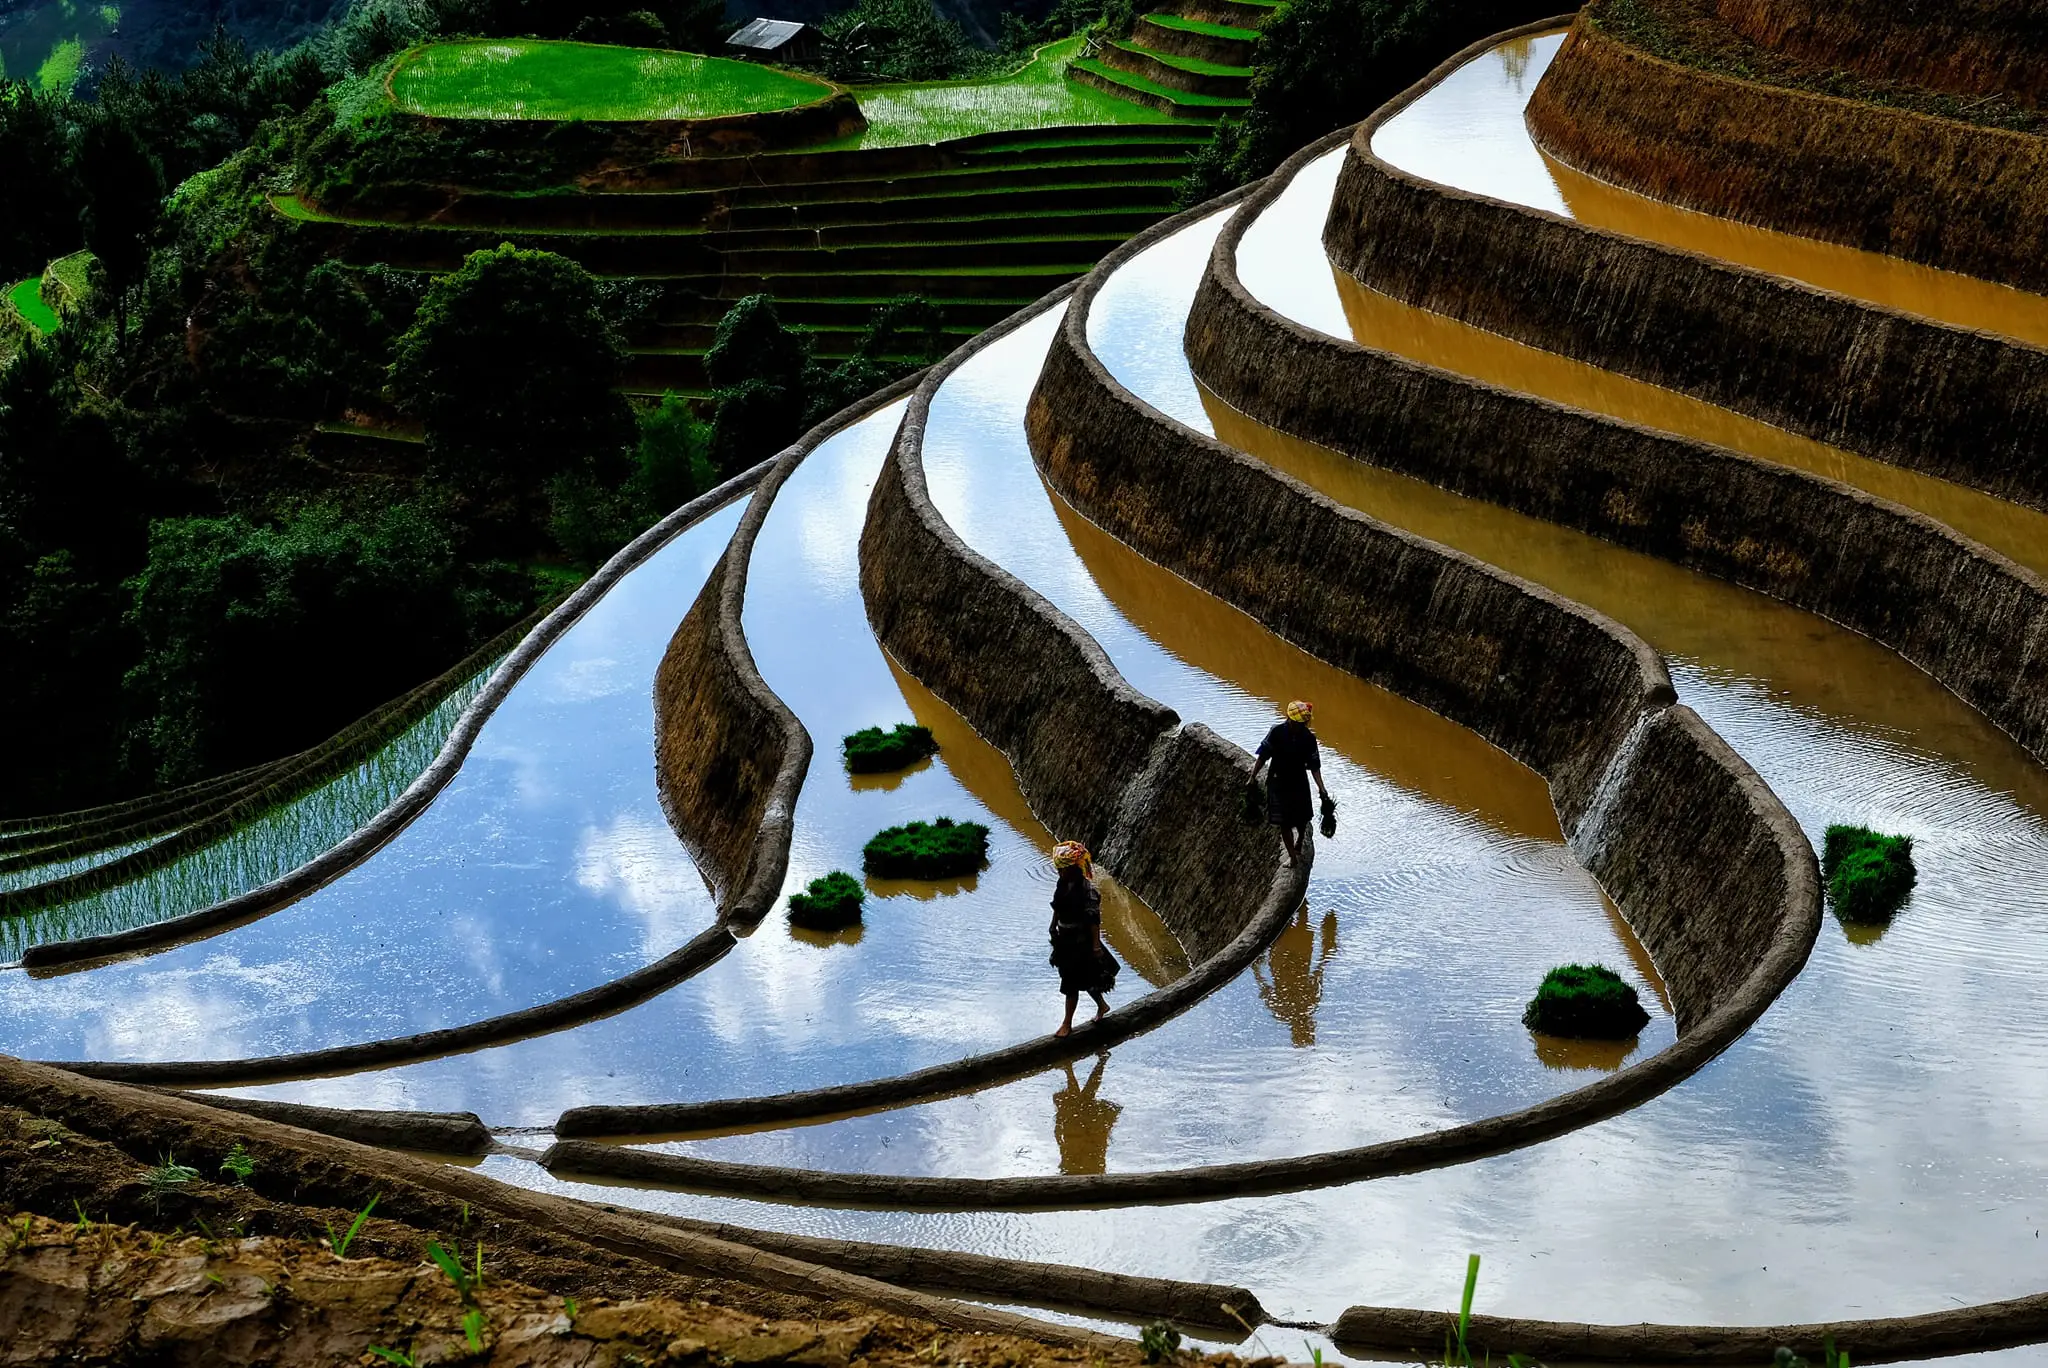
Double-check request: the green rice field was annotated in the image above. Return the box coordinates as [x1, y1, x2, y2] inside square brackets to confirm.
[8, 278, 59, 334]
[387, 39, 835, 121]
[831, 37, 1175, 148]
[0, 664, 496, 962]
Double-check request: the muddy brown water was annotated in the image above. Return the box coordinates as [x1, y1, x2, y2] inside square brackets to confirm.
[1371, 31, 2048, 350]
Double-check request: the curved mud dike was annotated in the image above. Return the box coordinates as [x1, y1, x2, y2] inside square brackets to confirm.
[1332, 1291, 2048, 1364]
[1319, 26, 2048, 510]
[652, 372, 929, 925]
[160, 1090, 492, 1155]
[0, 1054, 1128, 1354]
[30, 383, 931, 1084]
[1711, 0, 2048, 108]
[555, 297, 1306, 1139]
[636, 1212, 1268, 1332]
[1527, 15, 2048, 293]
[17, 464, 775, 973]
[541, 214, 1816, 1203]
[0, 611, 533, 911]
[1189, 132, 2048, 766]
[1038, 227, 1817, 1029]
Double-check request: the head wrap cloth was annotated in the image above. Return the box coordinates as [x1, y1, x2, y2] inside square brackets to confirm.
[1285, 699, 1314, 723]
[1051, 840, 1092, 873]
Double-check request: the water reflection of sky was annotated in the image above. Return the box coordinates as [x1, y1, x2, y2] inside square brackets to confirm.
[33, 30, 2048, 1353]
[0, 501, 741, 1063]
[219, 404, 1183, 1122]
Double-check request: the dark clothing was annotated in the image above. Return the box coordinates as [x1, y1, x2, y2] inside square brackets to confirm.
[1049, 875, 1119, 996]
[1257, 720, 1321, 828]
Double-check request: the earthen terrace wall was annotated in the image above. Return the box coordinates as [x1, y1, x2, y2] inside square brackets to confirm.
[1321, 31, 2048, 510]
[1043, 198, 1814, 1038]
[555, 290, 1306, 1140]
[541, 198, 1817, 1202]
[1711, 0, 2048, 108]
[1203, 58, 2048, 770]
[1526, 15, 2048, 292]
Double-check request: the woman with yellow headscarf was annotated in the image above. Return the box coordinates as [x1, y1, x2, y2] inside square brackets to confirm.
[1250, 700, 1333, 864]
[1048, 840, 1118, 1036]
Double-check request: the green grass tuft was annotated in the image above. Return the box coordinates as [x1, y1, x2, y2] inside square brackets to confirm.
[789, 870, 865, 929]
[1822, 824, 1916, 922]
[1522, 963, 1649, 1040]
[842, 722, 938, 774]
[862, 817, 989, 879]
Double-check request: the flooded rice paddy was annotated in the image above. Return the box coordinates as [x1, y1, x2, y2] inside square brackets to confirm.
[9, 21, 2048, 1358]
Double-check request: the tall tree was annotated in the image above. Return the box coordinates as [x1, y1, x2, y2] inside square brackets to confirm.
[388, 243, 634, 527]
[0, 81, 80, 282]
[76, 109, 165, 343]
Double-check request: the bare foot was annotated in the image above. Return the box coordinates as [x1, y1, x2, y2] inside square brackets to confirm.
[1094, 1006, 1108, 1023]
[1055, 1024, 1072, 1038]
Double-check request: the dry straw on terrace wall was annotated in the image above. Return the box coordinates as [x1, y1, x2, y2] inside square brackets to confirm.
[1323, 129, 2048, 508]
[1713, 0, 2048, 108]
[1525, 16, 2048, 292]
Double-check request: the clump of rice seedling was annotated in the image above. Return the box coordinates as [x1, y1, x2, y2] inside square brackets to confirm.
[789, 870, 864, 929]
[142, 1154, 201, 1211]
[1823, 824, 1916, 923]
[862, 817, 989, 879]
[1141, 1320, 1181, 1363]
[1522, 964, 1649, 1040]
[842, 723, 937, 774]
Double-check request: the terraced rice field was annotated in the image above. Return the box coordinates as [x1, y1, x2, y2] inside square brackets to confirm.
[286, 118, 1210, 395]
[387, 39, 836, 121]
[827, 36, 1178, 147]
[26, 14, 2048, 1363]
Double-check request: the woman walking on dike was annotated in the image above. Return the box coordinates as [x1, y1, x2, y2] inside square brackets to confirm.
[1251, 700, 1333, 864]
[1049, 841, 1119, 1037]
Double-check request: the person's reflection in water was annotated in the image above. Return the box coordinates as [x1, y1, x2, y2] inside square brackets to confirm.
[1052, 1052, 1121, 1175]
[1254, 906, 1337, 1046]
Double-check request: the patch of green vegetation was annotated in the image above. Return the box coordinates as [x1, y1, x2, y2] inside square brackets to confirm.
[1072, 58, 1251, 107]
[387, 39, 835, 122]
[8, 277, 60, 333]
[789, 870, 865, 929]
[1522, 963, 1649, 1039]
[1140, 1321, 1182, 1363]
[843, 722, 939, 773]
[1823, 824, 1916, 923]
[142, 1153, 200, 1210]
[831, 36, 1175, 148]
[1108, 41, 1251, 77]
[44, 249, 93, 313]
[35, 37, 83, 96]
[1142, 13, 1258, 39]
[863, 817, 990, 879]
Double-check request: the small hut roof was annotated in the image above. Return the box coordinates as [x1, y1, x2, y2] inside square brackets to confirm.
[727, 18, 809, 50]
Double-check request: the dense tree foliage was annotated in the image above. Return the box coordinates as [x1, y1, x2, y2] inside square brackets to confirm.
[0, 0, 1069, 813]
[816, 0, 1002, 81]
[1180, 0, 1557, 202]
[122, 501, 527, 783]
[389, 243, 635, 532]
